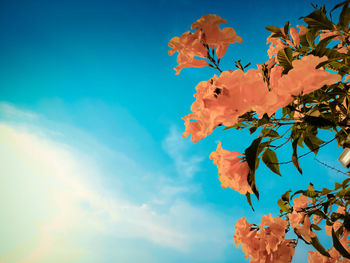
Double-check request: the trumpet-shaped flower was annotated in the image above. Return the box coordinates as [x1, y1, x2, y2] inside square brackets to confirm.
[234, 215, 295, 263]
[168, 30, 208, 74]
[191, 14, 243, 58]
[209, 142, 252, 195]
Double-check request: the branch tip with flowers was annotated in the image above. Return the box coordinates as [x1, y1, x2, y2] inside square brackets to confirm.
[169, 1, 350, 262]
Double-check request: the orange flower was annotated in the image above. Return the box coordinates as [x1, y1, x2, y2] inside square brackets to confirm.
[274, 55, 341, 101]
[168, 14, 242, 74]
[191, 14, 242, 58]
[234, 215, 295, 263]
[168, 30, 208, 74]
[295, 216, 317, 242]
[209, 142, 252, 195]
[267, 33, 287, 58]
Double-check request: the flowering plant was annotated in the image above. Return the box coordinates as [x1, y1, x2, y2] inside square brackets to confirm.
[169, 1, 350, 262]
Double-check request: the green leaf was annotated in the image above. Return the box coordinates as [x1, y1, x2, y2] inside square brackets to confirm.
[311, 224, 322, 231]
[306, 182, 318, 198]
[249, 126, 258, 134]
[306, 29, 318, 48]
[277, 47, 293, 72]
[247, 170, 259, 200]
[304, 116, 335, 128]
[245, 137, 263, 200]
[265, 26, 282, 34]
[303, 9, 334, 30]
[292, 138, 303, 175]
[304, 135, 324, 155]
[262, 149, 281, 176]
[344, 213, 350, 231]
[245, 137, 263, 173]
[335, 182, 342, 190]
[257, 114, 270, 126]
[283, 21, 290, 35]
[245, 193, 255, 211]
[332, 228, 350, 259]
[321, 188, 332, 195]
[331, 0, 350, 12]
[277, 199, 289, 212]
[339, 3, 350, 29]
[311, 236, 331, 257]
[314, 35, 340, 56]
[281, 189, 291, 201]
[261, 128, 280, 138]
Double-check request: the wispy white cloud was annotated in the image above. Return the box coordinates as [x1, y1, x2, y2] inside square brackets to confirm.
[162, 125, 203, 179]
[0, 103, 232, 263]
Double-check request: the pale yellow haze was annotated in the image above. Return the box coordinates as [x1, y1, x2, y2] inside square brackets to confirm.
[0, 124, 94, 262]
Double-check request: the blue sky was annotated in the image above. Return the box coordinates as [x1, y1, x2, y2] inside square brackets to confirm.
[0, 0, 347, 262]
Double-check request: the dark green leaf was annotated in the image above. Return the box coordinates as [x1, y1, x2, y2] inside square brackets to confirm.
[311, 236, 331, 257]
[332, 228, 350, 259]
[292, 138, 303, 175]
[344, 213, 350, 231]
[314, 35, 340, 56]
[321, 188, 332, 195]
[245, 137, 263, 200]
[283, 21, 290, 35]
[303, 9, 334, 30]
[339, 3, 350, 29]
[331, 0, 350, 12]
[249, 126, 258, 134]
[265, 26, 282, 34]
[247, 171, 259, 200]
[245, 137, 263, 173]
[281, 190, 291, 201]
[245, 193, 255, 211]
[304, 116, 335, 128]
[277, 47, 293, 72]
[261, 128, 280, 138]
[262, 149, 281, 176]
[277, 199, 289, 212]
[304, 135, 324, 155]
[311, 224, 322, 231]
[306, 29, 318, 48]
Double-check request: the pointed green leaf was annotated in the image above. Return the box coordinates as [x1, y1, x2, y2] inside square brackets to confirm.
[339, 3, 350, 29]
[261, 128, 280, 138]
[312, 224, 322, 231]
[265, 26, 282, 34]
[321, 188, 332, 195]
[283, 21, 290, 35]
[311, 236, 331, 257]
[303, 9, 334, 30]
[277, 199, 289, 212]
[262, 149, 281, 176]
[245, 137, 263, 173]
[246, 193, 255, 211]
[331, 0, 350, 12]
[292, 138, 303, 175]
[277, 47, 293, 72]
[304, 135, 324, 155]
[332, 228, 350, 259]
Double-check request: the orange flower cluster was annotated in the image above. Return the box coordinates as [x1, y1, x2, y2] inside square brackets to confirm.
[168, 14, 242, 74]
[234, 215, 295, 263]
[209, 142, 251, 195]
[182, 55, 341, 143]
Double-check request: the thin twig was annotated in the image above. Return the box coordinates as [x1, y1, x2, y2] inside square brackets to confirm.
[314, 158, 348, 176]
[269, 138, 336, 165]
